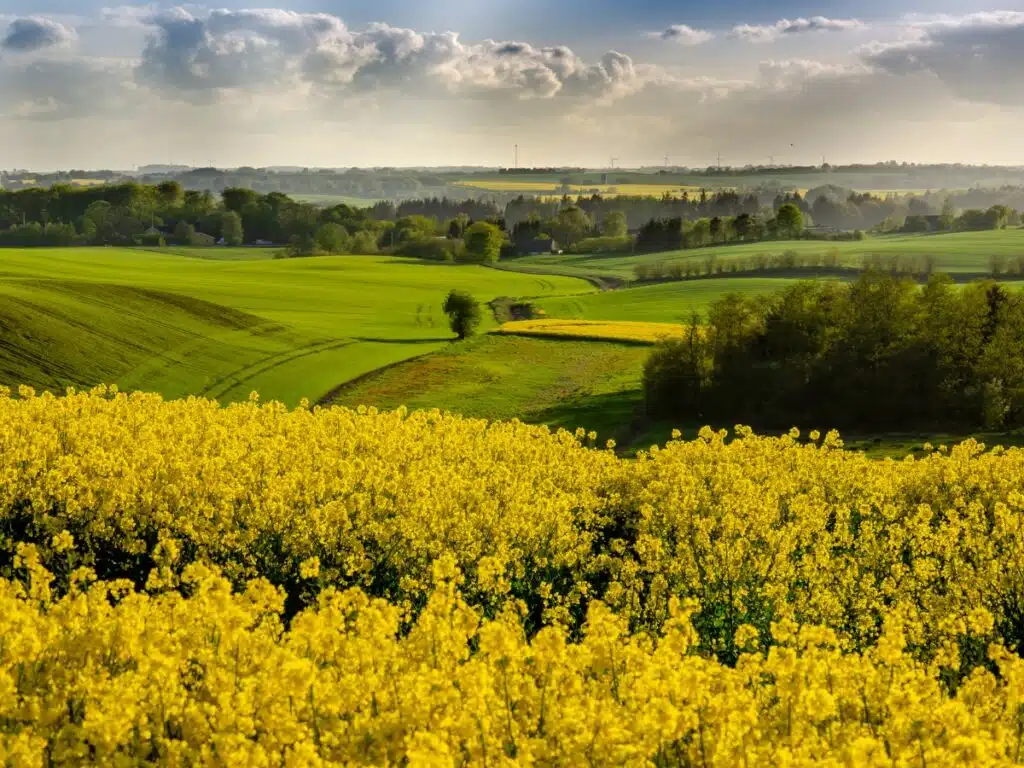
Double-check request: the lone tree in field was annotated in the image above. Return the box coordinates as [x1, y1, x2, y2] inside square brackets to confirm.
[221, 211, 244, 246]
[776, 204, 804, 239]
[463, 221, 504, 263]
[443, 290, 482, 340]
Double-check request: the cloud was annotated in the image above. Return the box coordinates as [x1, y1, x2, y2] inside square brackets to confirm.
[655, 25, 713, 45]
[862, 11, 1024, 105]
[134, 7, 351, 96]
[1, 17, 77, 53]
[0, 58, 139, 120]
[4, 5, 1024, 167]
[731, 17, 864, 43]
[130, 8, 649, 107]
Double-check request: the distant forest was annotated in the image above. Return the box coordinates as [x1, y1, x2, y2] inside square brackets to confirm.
[0, 178, 1019, 256]
[7, 161, 1024, 203]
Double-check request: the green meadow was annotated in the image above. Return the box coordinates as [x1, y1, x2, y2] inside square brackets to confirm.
[6, 232, 1024, 451]
[326, 334, 649, 438]
[512, 230, 1024, 281]
[533, 277, 808, 323]
[0, 248, 590, 406]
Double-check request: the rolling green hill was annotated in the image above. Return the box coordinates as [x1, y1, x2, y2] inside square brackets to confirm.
[511, 230, 1024, 282]
[533, 278, 809, 323]
[0, 248, 591, 405]
[325, 334, 649, 439]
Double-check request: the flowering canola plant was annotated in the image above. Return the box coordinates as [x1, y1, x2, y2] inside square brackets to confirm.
[4, 387, 1024, 764]
[496, 319, 687, 344]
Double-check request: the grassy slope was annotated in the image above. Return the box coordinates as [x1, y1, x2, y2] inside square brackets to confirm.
[324, 334, 649, 439]
[533, 278, 807, 323]
[511, 230, 1024, 281]
[0, 248, 590, 405]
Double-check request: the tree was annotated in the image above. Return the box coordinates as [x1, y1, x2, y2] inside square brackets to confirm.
[221, 188, 261, 213]
[940, 198, 956, 230]
[776, 204, 804, 239]
[733, 213, 753, 240]
[156, 181, 184, 207]
[446, 213, 471, 239]
[221, 211, 244, 246]
[286, 232, 320, 257]
[442, 290, 482, 340]
[315, 223, 350, 254]
[173, 220, 196, 245]
[462, 221, 504, 263]
[83, 201, 113, 244]
[601, 211, 628, 238]
[548, 206, 592, 247]
[393, 215, 438, 244]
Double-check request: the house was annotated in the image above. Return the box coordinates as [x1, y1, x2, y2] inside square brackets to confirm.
[521, 237, 556, 255]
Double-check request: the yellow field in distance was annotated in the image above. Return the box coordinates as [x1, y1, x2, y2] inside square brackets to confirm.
[496, 318, 686, 344]
[457, 180, 714, 197]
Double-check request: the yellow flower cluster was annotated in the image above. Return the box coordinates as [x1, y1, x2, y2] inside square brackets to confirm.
[496, 319, 686, 344]
[4, 388, 1024, 762]
[4, 556, 1024, 766]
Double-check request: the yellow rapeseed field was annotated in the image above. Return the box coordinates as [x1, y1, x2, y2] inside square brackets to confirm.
[456, 180, 713, 198]
[5, 387, 1024, 764]
[496, 319, 686, 344]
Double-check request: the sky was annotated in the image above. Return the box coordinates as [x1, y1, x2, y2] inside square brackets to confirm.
[3, 1, 1024, 169]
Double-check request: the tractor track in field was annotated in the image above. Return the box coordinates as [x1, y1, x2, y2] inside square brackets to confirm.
[483, 262, 626, 292]
[200, 338, 359, 400]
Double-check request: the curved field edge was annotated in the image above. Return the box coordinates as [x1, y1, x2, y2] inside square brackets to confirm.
[322, 334, 649, 438]
[0, 249, 594, 406]
[495, 319, 686, 345]
[503, 229, 1024, 283]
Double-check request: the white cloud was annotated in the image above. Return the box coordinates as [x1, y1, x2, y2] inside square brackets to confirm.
[731, 17, 865, 43]
[4, 7, 1024, 166]
[1, 17, 77, 53]
[131, 8, 650, 107]
[0, 58, 139, 120]
[654, 25, 714, 45]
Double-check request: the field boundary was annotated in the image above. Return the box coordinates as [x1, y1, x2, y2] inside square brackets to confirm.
[316, 347, 445, 406]
[485, 262, 626, 291]
[200, 338, 358, 400]
[491, 329, 659, 346]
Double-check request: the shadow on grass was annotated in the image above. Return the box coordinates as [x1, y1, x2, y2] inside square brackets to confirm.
[526, 389, 673, 454]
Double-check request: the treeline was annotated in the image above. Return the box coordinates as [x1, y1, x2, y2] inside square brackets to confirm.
[0, 182, 389, 253]
[0, 182, 517, 262]
[506, 186, 1024, 234]
[633, 249, 1024, 285]
[1, 181, 1019, 261]
[644, 273, 1024, 432]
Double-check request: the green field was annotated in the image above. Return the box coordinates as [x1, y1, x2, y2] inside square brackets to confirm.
[0, 248, 591, 405]
[533, 278, 807, 323]
[511, 230, 1024, 282]
[325, 334, 649, 439]
[136, 246, 281, 261]
[7, 236, 1024, 455]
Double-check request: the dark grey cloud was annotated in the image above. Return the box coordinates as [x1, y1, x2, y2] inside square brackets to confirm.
[731, 17, 864, 42]
[862, 12, 1024, 106]
[1, 17, 76, 53]
[656, 25, 713, 45]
